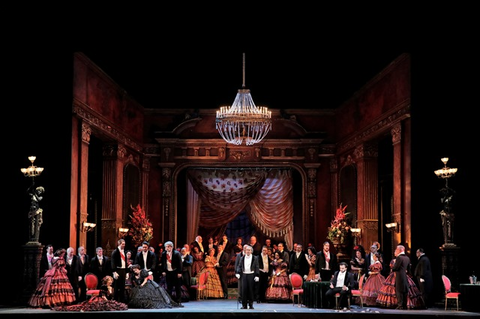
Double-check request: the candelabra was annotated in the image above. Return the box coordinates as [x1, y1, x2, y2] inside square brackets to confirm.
[21, 156, 45, 303]
[434, 157, 457, 247]
[434, 157, 458, 187]
[21, 156, 44, 180]
[21, 156, 45, 244]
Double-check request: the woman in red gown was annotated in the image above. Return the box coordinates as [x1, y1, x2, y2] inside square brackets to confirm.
[28, 248, 76, 308]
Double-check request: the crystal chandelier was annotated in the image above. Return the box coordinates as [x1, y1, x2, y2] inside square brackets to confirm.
[216, 53, 272, 146]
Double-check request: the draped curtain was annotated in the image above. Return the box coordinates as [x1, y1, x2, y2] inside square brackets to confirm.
[187, 168, 294, 249]
[249, 169, 293, 249]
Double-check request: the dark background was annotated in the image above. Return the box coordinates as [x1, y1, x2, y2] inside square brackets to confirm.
[3, 7, 478, 306]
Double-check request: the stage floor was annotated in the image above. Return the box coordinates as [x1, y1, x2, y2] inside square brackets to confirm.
[1, 299, 478, 319]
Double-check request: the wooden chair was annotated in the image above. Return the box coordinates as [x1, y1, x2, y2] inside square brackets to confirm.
[290, 272, 304, 307]
[442, 275, 461, 310]
[191, 271, 209, 300]
[335, 291, 351, 310]
[350, 273, 365, 308]
[84, 272, 100, 299]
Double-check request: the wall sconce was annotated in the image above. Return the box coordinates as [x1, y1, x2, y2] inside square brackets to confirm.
[82, 221, 96, 232]
[118, 227, 129, 238]
[385, 222, 398, 233]
[351, 228, 362, 237]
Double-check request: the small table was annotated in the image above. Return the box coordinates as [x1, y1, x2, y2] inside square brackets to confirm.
[459, 283, 480, 312]
[302, 281, 330, 308]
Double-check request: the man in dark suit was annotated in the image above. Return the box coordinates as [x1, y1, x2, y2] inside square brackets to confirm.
[76, 246, 90, 301]
[414, 247, 433, 308]
[65, 246, 80, 300]
[289, 243, 309, 278]
[161, 241, 183, 305]
[235, 244, 247, 303]
[235, 245, 260, 310]
[39, 244, 54, 277]
[249, 235, 262, 256]
[89, 246, 111, 287]
[215, 243, 230, 299]
[392, 245, 410, 310]
[276, 242, 290, 265]
[325, 261, 355, 309]
[180, 246, 193, 292]
[258, 245, 271, 302]
[190, 235, 205, 259]
[365, 243, 385, 278]
[134, 241, 156, 274]
[111, 238, 128, 302]
[315, 241, 337, 281]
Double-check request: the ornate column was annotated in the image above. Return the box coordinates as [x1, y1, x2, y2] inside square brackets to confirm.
[354, 142, 379, 247]
[101, 144, 126, 255]
[162, 166, 174, 241]
[304, 164, 321, 246]
[78, 123, 91, 248]
[391, 124, 403, 247]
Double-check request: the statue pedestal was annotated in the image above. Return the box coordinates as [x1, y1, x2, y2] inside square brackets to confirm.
[22, 242, 43, 304]
[440, 244, 461, 288]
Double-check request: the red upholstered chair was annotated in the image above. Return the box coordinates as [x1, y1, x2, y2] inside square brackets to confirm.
[442, 275, 461, 310]
[290, 272, 304, 306]
[350, 273, 365, 308]
[191, 271, 209, 300]
[84, 272, 100, 299]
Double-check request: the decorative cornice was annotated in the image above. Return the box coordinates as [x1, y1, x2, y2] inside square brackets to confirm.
[337, 101, 410, 154]
[73, 101, 142, 152]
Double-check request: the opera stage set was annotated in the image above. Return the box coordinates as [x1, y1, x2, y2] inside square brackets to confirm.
[65, 51, 412, 264]
[5, 47, 478, 318]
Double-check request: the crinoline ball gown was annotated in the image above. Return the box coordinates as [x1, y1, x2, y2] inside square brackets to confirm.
[361, 261, 385, 306]
[129, 269, 182, 309]
[376, 259, 425, 309]
[265, 262, 292, 302]
[28, 256, 76, 308]
[195, 255, 224, 299]
[54, 284, 128, 311]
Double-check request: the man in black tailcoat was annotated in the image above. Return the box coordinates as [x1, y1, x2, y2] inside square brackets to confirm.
[235, 245, 260, 310]
[161, 241, 184, 305]
[392, 245, 410, 310]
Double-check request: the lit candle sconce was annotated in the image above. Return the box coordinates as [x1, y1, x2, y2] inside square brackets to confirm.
[82, 221, 97, 232]
[351, 228, 362, 237]
[118, 227, 129, 238]
[351, 227, 361, 244]
[385, 222, 399, 233]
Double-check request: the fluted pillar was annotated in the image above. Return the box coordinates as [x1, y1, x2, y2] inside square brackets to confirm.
[78, 123, 91, 248]
[391, 123, 404, 247]
[162, 166, 174, 242]
[354, 142, 379, 247]
[304, 164, 321, 246]
[102, 144, 126, 255]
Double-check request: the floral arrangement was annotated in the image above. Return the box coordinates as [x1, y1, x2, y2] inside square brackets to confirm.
[128, 204, 153, 247]
[327, 203, 351, 244]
